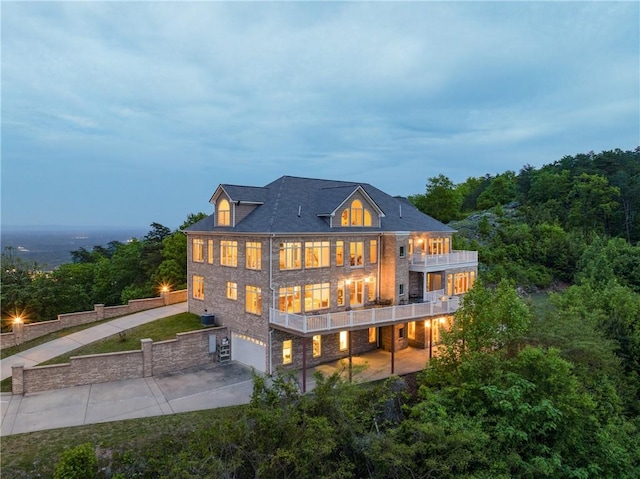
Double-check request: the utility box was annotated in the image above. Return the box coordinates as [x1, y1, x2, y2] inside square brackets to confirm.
[201, 314, 216, 327]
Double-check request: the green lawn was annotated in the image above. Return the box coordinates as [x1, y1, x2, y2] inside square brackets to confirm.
[0, 404, 246, 479]
[39, 312, 203, 365]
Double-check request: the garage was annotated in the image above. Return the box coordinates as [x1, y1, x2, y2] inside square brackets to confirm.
[231, 333, 267, 372]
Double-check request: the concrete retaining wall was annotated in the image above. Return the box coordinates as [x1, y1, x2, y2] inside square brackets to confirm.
[0, 290, 188, 350]
[12, 326, 228, 394]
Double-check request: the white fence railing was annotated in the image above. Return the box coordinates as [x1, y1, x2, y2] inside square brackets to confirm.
[270, 296, 460, 334]
[409, 250, 478, 268]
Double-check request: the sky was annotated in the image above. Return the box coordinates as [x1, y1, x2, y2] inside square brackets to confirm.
[2, 1, 638, 229]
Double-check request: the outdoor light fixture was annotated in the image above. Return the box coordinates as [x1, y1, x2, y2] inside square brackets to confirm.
[13, 316, 22, 325]
[440, 317, 446, 324]
[425, 320, 431, 328]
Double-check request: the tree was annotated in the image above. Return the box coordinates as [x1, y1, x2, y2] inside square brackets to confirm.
[476, 171, 517, 209]
[567, 173, 620, 235]
[409, 175, 462, 223]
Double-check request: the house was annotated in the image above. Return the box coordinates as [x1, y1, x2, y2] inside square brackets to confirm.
[185, 175, 478, 378]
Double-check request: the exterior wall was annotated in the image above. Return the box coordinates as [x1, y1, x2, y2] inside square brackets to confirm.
[380, 323, 409, 352]
[12, 327, 227, 394]
[0, 291, 187, 351]
[271, 328, 379, 372]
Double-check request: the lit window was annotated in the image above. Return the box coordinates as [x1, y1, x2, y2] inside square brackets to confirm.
[428, 237, 451, 255]
[339, 331, 348, 351]
[304, 283, 330, 311]
[337, 281, 345, 307]
[369, 239, 377, 264]
[336, 241, 344, 266]
[279, 242, 302, 270]
[408, 239, 414, 255]
[226, 282, 237, 300]
[246, 285, 262, 315]
[312, 335, 321, 358]
[192, 275, 204, 300]
[408, 321, 416, 340]
[304, 241, 330, 268]
[364, 209, 372, 226]
[349, 280, 364, 307]
[447, 271, 476, 295]
[368, 327, 376, 343]
[278, 286, 302, 313]
[367, 277, 376, 302]
[341, 208, 349, 226]
[220, 240, 238, 267]
[351, 200, 363, 226]
[193, 239, 204, 262]
[218, 199, 230, 226]
[246, 241, 262, 270]
[283, 339, 292, 365]
[207, 240, 214, 264]
[349, 241, 364, 267]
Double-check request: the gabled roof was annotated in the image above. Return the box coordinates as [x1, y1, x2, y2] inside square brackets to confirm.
[186, 175, 454, 234]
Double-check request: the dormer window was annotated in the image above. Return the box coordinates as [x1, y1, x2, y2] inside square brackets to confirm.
[218, 199, 230, 226]
[341, 199, 373, 227]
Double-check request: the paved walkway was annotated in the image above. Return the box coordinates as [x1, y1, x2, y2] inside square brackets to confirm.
[1, 303, 432, 437]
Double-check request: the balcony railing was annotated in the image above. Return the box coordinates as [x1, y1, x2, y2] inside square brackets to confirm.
[269, 296, 460, 334]
[409, 250, 478, 268]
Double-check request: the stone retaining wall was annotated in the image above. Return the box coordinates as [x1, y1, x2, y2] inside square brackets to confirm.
[12, 326, 228, 394]
[1, 290, 188, 350]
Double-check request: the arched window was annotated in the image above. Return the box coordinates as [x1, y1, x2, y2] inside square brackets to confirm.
[350, 200, 363, 226]
[218, 198, 230, 226]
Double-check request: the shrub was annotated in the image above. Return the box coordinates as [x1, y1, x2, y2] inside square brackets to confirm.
[53, 443, 97, 479]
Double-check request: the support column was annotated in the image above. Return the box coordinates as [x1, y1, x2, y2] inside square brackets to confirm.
[13, 320, 24, 346]
[391, 326, 395, 375]
[302, 337, 307, 393]
[348, 331, 353, 383]
[429, 321, 433, 359]
[141, 338, 153, 377]
[12, 364, 24, 395]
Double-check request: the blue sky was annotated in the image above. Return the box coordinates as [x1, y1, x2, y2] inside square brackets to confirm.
[2, 1, 638, 229]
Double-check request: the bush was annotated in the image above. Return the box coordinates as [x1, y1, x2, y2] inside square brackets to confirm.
[53, 443, 97, 479]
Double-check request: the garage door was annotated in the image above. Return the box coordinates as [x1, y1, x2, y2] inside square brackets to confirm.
[231, 333, 267, 372]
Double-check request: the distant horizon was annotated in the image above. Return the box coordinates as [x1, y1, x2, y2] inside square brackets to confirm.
[1, 224, 151, 232]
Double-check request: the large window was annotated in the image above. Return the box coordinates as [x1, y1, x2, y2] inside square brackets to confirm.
[304, 241, 330, 268]
[312, 335, 321, 358]
[428, 237, 450, 255]
[304, 283, 330, 311]
[369, 239, 377, 263]
[220, 240, 238, 267]
[283, 339, 292, 365]
[279, 242, 302, 270]
[226, 281, 237, 300]
[193, 239, 204, 262]
[341, 199, 372, 227]
[368, 327, 376, 343]
[193, 275, 204, 300]
[336, 241, 344, 266]
[207, 240, 214, 264]
[350, 241, 364, 267]
[278, 286, 302, 313]
[337, 280, 345, 307]
[447, 271, 476, 295]
[246, 241, 262, 270]
[349, 280, 364, 307]
[408, 321, 416, 340]
[339, 331, 348, 351]
[246, 285, 262, 315]
[218, 198, 230, 226]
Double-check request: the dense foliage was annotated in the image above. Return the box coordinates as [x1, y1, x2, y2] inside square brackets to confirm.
[0, 213, 206, 326]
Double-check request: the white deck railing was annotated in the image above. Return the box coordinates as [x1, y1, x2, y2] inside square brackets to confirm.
[269, 296, 460, 334]
[409, 250, 478, 268]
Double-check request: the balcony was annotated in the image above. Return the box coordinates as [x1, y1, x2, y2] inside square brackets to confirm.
[408, 250, 478, 272]
[269, 295, 460, 335]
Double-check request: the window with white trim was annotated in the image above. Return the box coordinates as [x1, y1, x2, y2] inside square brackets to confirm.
[447, 271, 476, 295]
[350, 241, 364, 267]
[246, 241, 262, 270]
[304, 241, 330, 268]
[339, 331, 348, 351]
[246, 285, 262, 315]
[226, 281, 237, 300]
[193, 239, 204, 262]
[312, 335, 321, 358]
[221, 240, 238, 267]
[193, 275, 204, 300]
[369, 239, 377, 264]
[207, 240, 214, 264]
[218, 199, 231, 226]
[304, 282, 330, 311]
[278, 286, 302, 313]
[336, 241, 344, 266]
[283, 339, 292, 365]
[279, 242, 302, 270]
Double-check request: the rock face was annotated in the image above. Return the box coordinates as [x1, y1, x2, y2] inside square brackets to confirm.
[448, 202, 521, 242]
